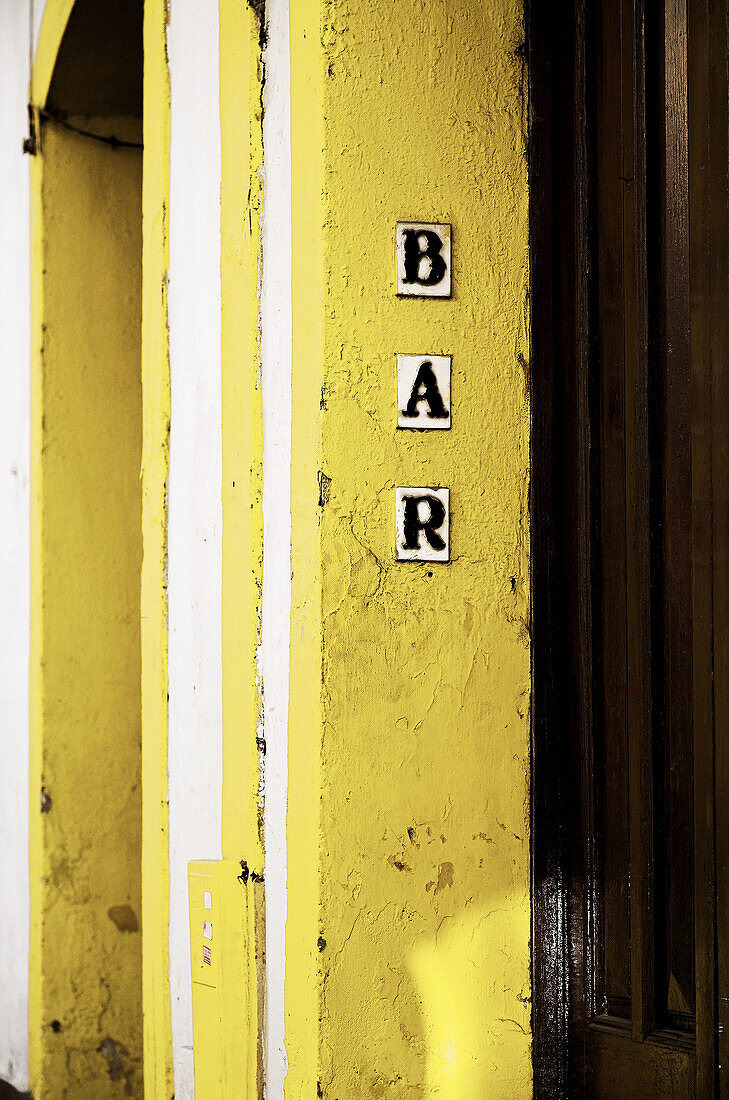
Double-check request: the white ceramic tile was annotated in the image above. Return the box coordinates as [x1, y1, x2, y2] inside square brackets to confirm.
[396, 222, 451, 297]
[396, 486, 450, 562]
[397, 354, 451, 429]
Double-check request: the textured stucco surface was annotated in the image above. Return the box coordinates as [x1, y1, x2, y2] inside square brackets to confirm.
[33, 118, 143, 1096]
[289, 0, 531, 1095]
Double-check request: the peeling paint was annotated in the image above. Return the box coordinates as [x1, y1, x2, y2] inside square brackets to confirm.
[426, 862, 455, 896]
[318, 470, 332, 507]
[98, 1037, 139, 1096]
[108, 906, 140, 934]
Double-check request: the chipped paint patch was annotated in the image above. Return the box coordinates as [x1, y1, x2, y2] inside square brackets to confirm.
[108, 906, 140, 934]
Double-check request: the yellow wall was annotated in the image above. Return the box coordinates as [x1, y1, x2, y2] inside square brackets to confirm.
[28, 1, 530, 1095]
[30, 115, 143, 1096]
[288, 0, 531, 1096]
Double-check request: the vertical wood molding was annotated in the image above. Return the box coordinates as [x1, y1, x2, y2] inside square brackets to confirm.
[141, 0, 173, 1094]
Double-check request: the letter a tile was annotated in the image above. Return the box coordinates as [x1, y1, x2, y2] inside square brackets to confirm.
[397, 354, 451, 429]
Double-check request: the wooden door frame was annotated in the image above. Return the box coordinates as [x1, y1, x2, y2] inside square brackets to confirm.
[529, 0, 586, 1093]
[528, 0, 729, 1095]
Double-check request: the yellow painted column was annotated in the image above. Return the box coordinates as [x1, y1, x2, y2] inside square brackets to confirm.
[35, 122, 143, 1097]
[288, 1, 531, 1096]
[29, 12, 80, 1092]
[141, 1, 174, 1096]
[30, 3, 146, 1094]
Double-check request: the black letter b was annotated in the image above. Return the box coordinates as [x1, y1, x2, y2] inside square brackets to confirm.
[403, 229, 447, 287]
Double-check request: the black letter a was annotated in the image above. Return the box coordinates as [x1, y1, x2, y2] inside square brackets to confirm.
[402, 494, 446, 551]
[403, 229, 447, 286]
[401, 360, 448, 420]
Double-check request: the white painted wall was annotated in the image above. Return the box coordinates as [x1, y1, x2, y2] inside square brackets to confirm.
[0, 0, 32, 1089]
[166, 1, 224, 1096]
[260, 1, 293, 1095]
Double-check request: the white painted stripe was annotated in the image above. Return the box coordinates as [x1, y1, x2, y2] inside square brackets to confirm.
[0, 0, 31, 1089]
[260, 0, 293, 1094]
[31, 0, 45, 55]
[166, 2, 224, 1096]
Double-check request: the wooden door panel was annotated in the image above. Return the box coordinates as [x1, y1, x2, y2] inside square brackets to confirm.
[588, 0, 692, 1054]
[595, 0, 632, 1024]
[584, 1028, 696, 1098]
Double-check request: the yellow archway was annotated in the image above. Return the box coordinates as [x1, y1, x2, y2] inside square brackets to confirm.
[31, 0, 74, 109]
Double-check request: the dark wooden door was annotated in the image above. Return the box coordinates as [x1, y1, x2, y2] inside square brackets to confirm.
[530, 0, 729, 1095]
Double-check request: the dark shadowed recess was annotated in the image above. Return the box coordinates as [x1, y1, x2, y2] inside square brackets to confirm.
[47, 0, 142, 119]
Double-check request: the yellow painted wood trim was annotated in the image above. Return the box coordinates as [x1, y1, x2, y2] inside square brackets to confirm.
[286, 0, 325, 1093]
[141, 0, 173, 1095]
[30, 0, 75, 107]
[219, 0, 264, 869]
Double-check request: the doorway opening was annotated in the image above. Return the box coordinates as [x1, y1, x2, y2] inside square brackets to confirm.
[32, 1, 143, 1093]
[530, 0, 729, 1095]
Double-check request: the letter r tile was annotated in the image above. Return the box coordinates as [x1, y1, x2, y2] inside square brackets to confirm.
[396, 487, 450, 562]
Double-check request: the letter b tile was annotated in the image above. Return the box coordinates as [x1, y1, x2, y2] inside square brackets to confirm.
[396, 223, 451, 297]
